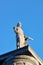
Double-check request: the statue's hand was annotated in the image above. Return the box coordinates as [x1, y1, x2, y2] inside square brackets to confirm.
[28, 37, 34, 40]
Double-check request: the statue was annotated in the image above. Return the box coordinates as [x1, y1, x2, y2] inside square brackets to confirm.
[13, 22, 33, 49]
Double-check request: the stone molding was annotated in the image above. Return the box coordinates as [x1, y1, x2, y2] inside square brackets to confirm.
[3, 55, 39, 65]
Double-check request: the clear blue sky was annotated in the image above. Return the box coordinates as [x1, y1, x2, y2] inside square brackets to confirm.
[0, 0, 43, 60]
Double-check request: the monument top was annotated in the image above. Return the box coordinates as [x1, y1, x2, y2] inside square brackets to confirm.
[13, 22, 33, 49]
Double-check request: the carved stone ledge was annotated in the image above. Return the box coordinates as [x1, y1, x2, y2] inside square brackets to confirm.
[3, 55, 39, 65]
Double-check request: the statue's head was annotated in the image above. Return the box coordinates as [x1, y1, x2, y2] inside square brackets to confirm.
[13, 26, 18, 33]
[13, 22, 22, 34]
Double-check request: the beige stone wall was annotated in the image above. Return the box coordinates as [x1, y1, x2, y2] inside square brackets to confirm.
[3, 55, 39, 65]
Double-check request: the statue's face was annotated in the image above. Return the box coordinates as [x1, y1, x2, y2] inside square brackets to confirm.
[13, 26, 20, 34]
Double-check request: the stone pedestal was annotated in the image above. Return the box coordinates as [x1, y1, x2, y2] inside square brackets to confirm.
[1, 46, 43, 65]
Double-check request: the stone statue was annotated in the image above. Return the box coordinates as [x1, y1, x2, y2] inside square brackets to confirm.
[13, 22, 33, 49]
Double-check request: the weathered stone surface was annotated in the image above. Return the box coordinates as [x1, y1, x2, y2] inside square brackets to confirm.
[3, 55, 39, 65]
[0, 46, 43, 65]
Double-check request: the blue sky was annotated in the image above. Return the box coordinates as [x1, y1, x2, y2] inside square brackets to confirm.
[0, 0, 43, 60]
